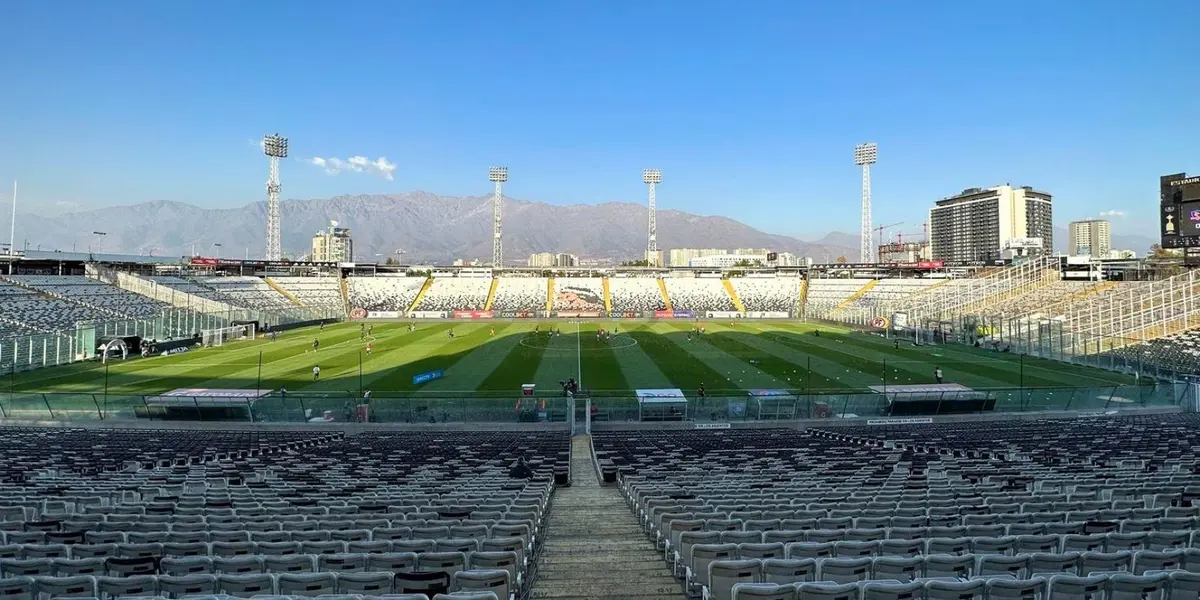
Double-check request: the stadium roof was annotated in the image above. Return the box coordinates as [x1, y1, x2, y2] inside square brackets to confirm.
[20, 250, 187, 264]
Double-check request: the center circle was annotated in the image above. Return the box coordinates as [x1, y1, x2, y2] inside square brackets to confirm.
[517, 333, 639, 351]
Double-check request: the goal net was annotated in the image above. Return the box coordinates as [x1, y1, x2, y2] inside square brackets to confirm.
[202, 324, 256, 347]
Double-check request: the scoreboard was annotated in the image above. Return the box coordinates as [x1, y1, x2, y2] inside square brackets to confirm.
[1161, 173, 1200, 248]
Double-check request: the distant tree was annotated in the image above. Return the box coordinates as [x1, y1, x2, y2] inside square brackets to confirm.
[835, 256, 848, 264]
[620, 259, 651, 267]
[384, 257, 398, 266]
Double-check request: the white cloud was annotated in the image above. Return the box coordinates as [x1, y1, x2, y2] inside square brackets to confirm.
[309, 156, 397, 181]
[1099, 210, 1126, 218]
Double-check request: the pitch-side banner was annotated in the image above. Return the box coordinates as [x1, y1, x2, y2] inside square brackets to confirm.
[673, 310, 694, 319]
[653, 310, 675, 319]
[452, 310, 494, 319]
[706, 311, 744, 319]
[745, 311, 790, 319]
[556, 311, 602, 318]
[366, 311, 401, 319]
[408, 311, 448, 319]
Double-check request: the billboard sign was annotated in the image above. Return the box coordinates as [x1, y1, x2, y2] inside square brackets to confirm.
[653, 311, 675, 319]
[366, 311, 401, 319]
[412, 369, 444, 386]
[556, 312, 601, 318]
[1184, 202, 1200, 237]
[408, 311, 448, 319]
[706, 311, 743, 319]
[452, 310, 494, 319]
[745, 311, 790, 319]
[673, 310, 694, 319]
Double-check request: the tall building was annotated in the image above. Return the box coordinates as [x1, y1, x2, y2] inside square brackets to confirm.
[733, 248, 772, 256]
[310, 221, 353, 262]
[668, 248, 727, 267]
[644, 249, 664, 267]
[1067, 220, 1111, 258]
[689, 254, 768, 268]
[527, 252, 577, 267]
[928, 185, 1053, 262]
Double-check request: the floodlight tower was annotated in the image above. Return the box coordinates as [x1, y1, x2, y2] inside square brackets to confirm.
[643, 169, 662, 266]
[488, 167, 508, 269]
[263, 134, 289, 261]
[854, 142, 878, 263]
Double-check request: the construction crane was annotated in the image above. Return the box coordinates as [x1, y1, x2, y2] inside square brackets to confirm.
[893, 223, 929, 245]
[874, 222, 904, 256]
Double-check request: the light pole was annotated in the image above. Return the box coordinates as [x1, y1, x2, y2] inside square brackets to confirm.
[854, 143, 878, 263]
[6, 181, 15, 258]
[213, 243, 222, 259]
[91, 231, 107, 254]
[263, 134, 289, 261]
[643, 169, 662, 266]
[489, 167, 508, 270]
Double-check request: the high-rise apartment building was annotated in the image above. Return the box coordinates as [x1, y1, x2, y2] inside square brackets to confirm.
[928, 185, 1053, 262]
[527, 252, 577, 267]
[1068, 220, 1111, 258]
[310, 221, 353, 262]
[668, 248, 728, 267]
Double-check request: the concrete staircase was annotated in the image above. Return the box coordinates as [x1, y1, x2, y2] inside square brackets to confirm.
[657, 279, 673, 311]
[406, 277, 434, 313]
[721, 279, 746, 312]
[263, 277, 304, 307]
[531, 436, 682, 600]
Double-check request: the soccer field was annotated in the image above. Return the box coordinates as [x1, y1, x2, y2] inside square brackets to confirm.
[5, 320, 1138, 400]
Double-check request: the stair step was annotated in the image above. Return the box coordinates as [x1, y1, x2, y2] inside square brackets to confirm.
[531, 435, 683, 600]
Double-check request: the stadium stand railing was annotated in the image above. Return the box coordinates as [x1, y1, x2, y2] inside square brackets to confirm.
[823, 256, 1060, 327]
[0, 383, 1184, 424]
[936, 271, 1200, 383]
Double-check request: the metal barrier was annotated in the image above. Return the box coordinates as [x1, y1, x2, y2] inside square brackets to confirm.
[0, 384, 1184, 424]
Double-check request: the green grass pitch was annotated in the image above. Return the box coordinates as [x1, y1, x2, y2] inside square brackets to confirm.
[4, 320, 1137, 402]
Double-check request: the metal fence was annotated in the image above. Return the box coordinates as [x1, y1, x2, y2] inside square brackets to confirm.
[0, 305, 343, 373]
[0, 384, 1186, 424]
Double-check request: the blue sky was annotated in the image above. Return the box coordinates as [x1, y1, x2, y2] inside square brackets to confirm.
[0, 0, 1196, 240]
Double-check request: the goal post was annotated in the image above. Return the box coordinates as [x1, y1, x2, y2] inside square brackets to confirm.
[202, 324, 256, 347]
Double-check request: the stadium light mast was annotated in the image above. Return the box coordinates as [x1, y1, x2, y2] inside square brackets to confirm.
[854, 142, 878, 263]
[263, 134, 289, 261]
[7, 181, 15, 257]
[91, 231, 106, 254]
[643, 169, 662, 266]
[489, 166, 508, 269]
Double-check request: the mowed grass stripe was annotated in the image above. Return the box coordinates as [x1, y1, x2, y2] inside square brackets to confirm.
[607, 323, 672, 390]
[626, 324, 733, 392]
[753, 327, 1012, 390]
[417, 324, 525, 392]
[831, 334, 1072, 389]
[475, 329, 548, 392]
[649, 323, 786, 392]
[709, 330, 855, 391]
[530, 327, 585, 390]
[579, 324, 631, 393]
[305, 323, 473, 393]
[648, 324, 787, 393]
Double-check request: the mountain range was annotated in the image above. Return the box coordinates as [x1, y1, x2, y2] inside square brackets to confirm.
[13, 193, 1157, 264]
[13, 193, 857, 264]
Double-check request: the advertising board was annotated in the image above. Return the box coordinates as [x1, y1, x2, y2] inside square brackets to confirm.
[452, 310, 494, 319]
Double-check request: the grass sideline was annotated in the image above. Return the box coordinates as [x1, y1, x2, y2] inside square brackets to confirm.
[1, 320, 1139, 400]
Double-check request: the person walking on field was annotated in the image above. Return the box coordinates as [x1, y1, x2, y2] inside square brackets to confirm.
[365, 342, 372, 356]
[313, 365, 321, 381]
[934, 366, 943, 384]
